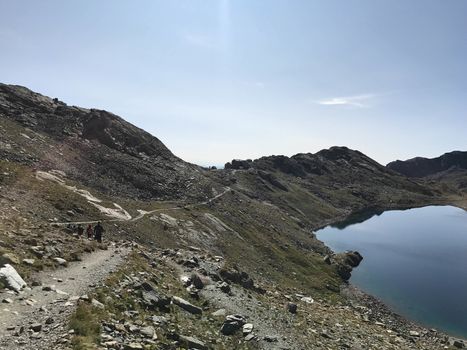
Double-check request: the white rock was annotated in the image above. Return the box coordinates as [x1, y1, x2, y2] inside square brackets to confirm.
[0, 264, 27, 292]
[53, 257, 67, 266]
[301, 296, 314, 304]
[243, 323, 254, 335]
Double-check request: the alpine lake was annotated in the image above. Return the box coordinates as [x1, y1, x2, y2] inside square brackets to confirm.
[316, 205, 467, 338]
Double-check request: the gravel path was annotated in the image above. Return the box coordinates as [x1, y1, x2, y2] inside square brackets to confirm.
[0, 243, 130, 350]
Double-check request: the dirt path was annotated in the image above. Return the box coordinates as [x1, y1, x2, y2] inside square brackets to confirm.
[53, 187, 232, 226]
[0, 244, 130, 350]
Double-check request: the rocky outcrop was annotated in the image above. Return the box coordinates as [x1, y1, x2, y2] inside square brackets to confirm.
[334, 251, 363, 281]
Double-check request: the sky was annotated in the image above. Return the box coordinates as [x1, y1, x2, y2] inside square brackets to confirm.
[1, 0, 466, 167]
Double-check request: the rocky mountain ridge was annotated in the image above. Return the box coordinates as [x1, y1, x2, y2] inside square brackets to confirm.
[387, 150, 467, 178]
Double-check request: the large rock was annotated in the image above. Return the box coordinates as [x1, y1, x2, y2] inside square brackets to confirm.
[179, 335, 207, 350]
[172, 296, 202, 314]
[335, 251, 363, 280]
[220, 268, 254, 290]
[0, 264, 27, 291]
[139, 281, 171, 309]
[225, 159, 252, 170]
[220, 314, 246, 335]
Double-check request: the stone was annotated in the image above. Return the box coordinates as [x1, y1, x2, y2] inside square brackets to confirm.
[180, 275, 191, 287]
[287, 302, 297, 314]
[0, 264, 27, 291]
[140, 282, 171, 309]
[42, 285, 55, 291]
[124, 343, 143, 350]
[323, 255, 331, 264]
[245, 333, 255, 341]
[218, 281, 231, 294]
[179, 335, 207, 350]
[264, 335, 278, 342]
[45, 317, 54, 325]
[151, 315, 168, 325]
[30, 323, 42, 332]
[140, 326, 155, 339]
[243, 323, 254, 335]
[2, 298, 13, 303]
[172, 296, 202, 314]
[191, 273, 204, 289]
[450, 338, 466, 349]
[301, 296, 314, 304]
[53, 257, 67, 266]
[22, 259, 35, 266]
[409, 330, 420, 337]
[220, 314, 246, 335]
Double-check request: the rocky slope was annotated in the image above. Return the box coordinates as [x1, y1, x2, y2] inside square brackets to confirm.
[1, 83, 466, 349]
[0, 83, 214, 201]
[387, 151, 467, 199]
[387, 151, 467, 178]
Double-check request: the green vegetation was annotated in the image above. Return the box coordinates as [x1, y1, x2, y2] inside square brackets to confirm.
[69, 303, 103, 350]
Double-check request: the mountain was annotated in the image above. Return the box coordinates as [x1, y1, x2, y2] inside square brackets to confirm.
[0, 83, 214, 201]
[387, 151, 467, 178]
[0, 83, 464, 350]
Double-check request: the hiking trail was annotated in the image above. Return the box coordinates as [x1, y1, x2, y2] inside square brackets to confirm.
[0, 243, 130, 350]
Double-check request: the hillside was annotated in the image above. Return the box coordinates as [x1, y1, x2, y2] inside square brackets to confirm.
[387, 151, 467, 178]
[1, 84, 464, 350]
[387, 151, 467, 197]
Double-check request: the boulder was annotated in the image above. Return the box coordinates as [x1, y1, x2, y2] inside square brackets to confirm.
[139, 282, 171, 309]
[243, 323, 254, 335]
[0, 264, 27, 291]
[30, 323, 42, 332]
[172, 296, 202, 314]
[287, 302, 297, 314]
[179, 335, 207, 350]
[450, 338, 466, 349]
[217, 281, 231, 294]
[191, 273, 204, 289]
[140, 326, 156, 339]
[335, 251, 363, 280]
[220, 314, 246, 335]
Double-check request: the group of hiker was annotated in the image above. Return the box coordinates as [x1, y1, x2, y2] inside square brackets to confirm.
[69, 222, 105, 243]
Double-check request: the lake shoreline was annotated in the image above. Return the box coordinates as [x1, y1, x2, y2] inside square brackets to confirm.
[318, 199, 467, 348]
[341, 283, 466, 345]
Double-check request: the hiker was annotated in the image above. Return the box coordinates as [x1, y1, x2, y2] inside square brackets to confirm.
[94, 222, 104, 243]
[86, 224, 93, 239]
[77, 224, 84, 237]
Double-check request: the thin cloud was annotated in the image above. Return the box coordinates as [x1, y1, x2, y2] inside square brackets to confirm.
[317, 94, 376, 108]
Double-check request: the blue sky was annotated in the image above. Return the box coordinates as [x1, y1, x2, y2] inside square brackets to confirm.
[1, 1, 466, 166]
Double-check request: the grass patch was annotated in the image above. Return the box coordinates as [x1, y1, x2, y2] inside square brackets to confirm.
[69, 303, 103, 350]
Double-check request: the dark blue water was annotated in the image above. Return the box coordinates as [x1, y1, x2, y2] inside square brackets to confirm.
[316, 205, 467, 338]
